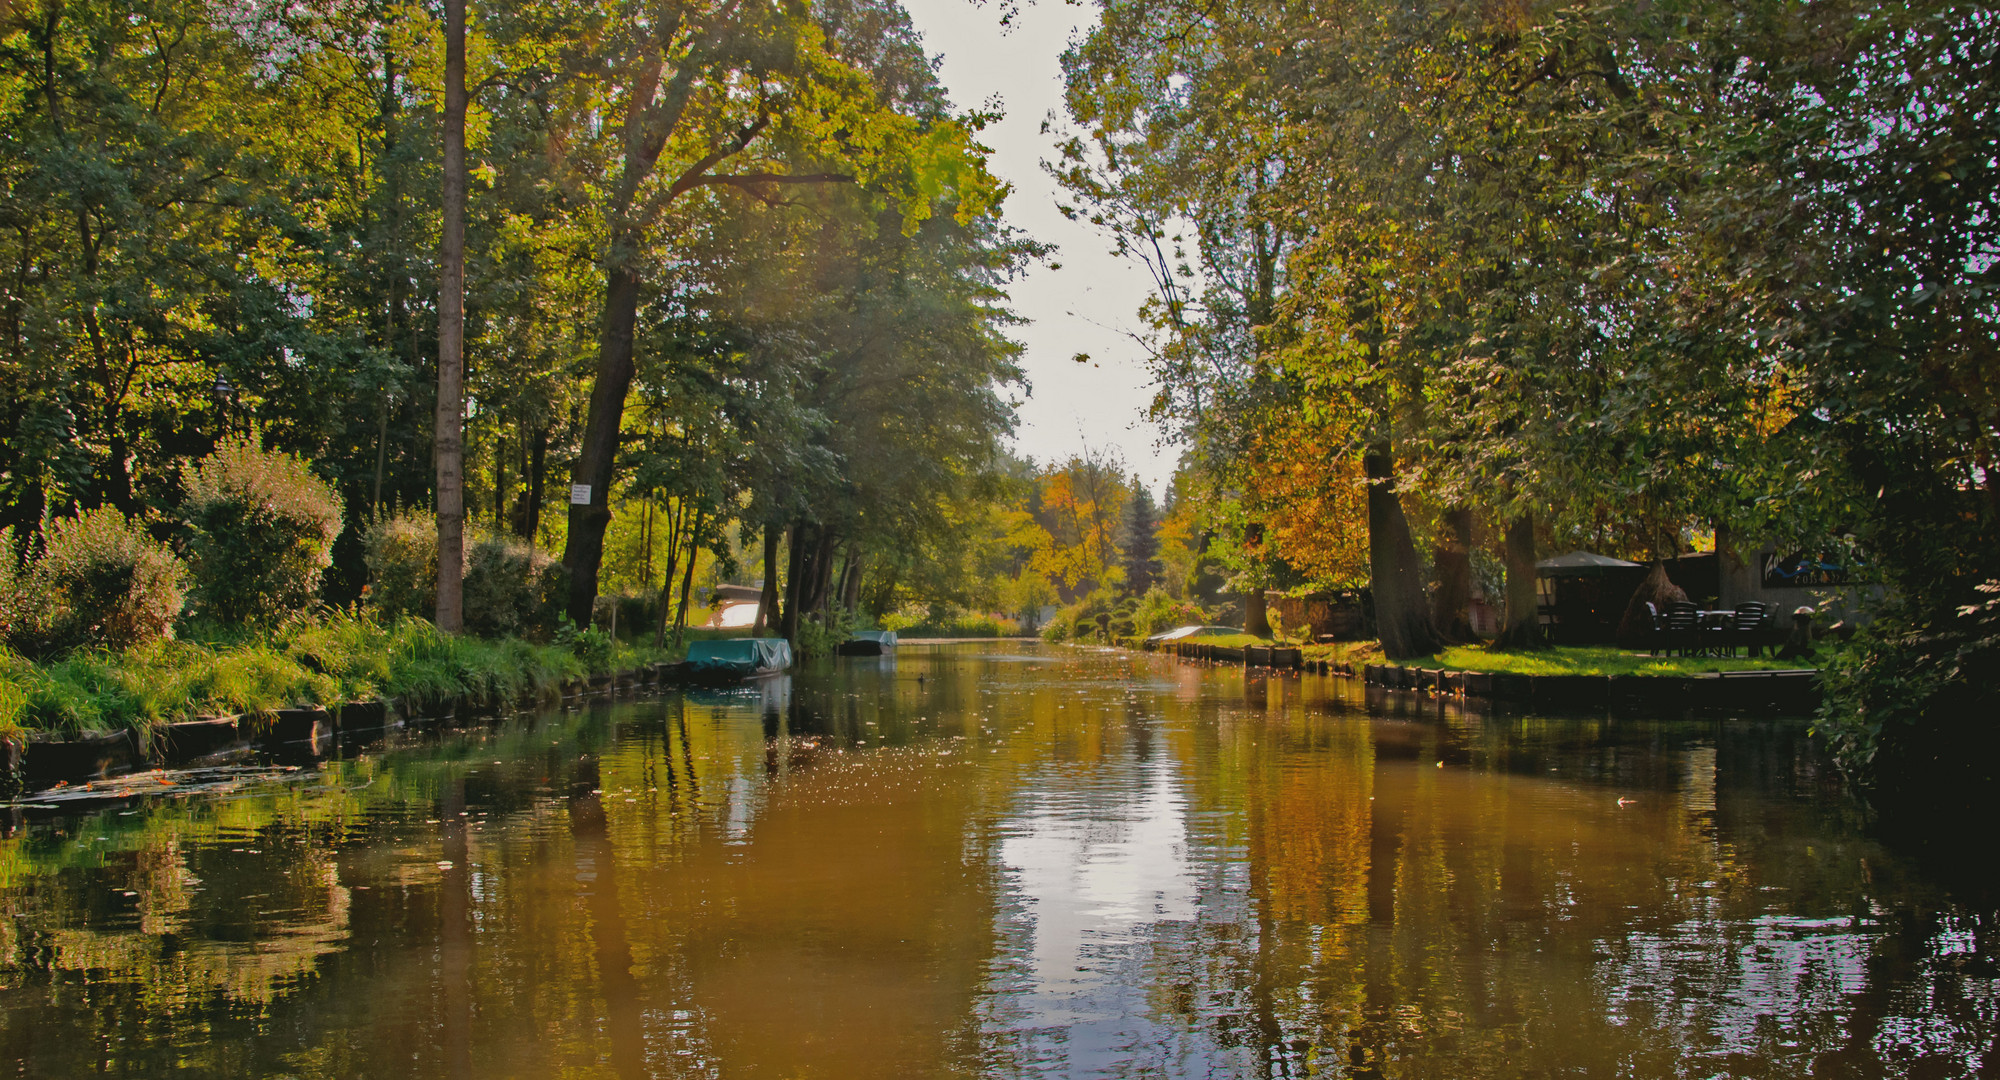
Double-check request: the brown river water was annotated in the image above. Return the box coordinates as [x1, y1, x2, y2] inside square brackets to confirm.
[0, 642, 1992, 1077]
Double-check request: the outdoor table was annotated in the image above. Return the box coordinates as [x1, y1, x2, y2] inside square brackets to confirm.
[1693, 610, 1733, 657]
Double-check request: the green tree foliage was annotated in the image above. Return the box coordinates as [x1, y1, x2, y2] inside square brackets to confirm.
[361, 509, 438, 624]
[1061, 0, 1997, 791]
[0, 0, 1031, 654]
[7, 509, 184, 655]
[180, 439, 342, 626]
[548, 0, 1010, 626]
[1121, 482, 1161, 595]
[461, 533, 565, 640]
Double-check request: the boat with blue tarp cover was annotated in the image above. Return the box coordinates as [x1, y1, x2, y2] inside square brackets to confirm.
[837, 630, 898, 656]
[675, 638, 793, 684]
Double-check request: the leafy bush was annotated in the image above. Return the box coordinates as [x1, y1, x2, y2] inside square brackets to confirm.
[881, 606, 1010, 638]
[361, 509, 436, 621]
[1815, 582, 2000, 809]
[553, 618, 613, 671]
[10, 509, 186, 655]
[0, 652, 26, 738]
[463, 533, 565, 639]
[793, 608, 855, 659]
[1129, 588, 1206, 641]
[363, 519, 566, 638]
[1043, 590, 1126, 643]
[181, 438, 342, 626]
[0, 529, 26, 649]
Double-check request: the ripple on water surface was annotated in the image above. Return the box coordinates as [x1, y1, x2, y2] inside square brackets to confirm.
[0, 642, 1992, 1077]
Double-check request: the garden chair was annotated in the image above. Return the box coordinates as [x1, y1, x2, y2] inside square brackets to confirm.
[1731, 602, 1774, 658]
[1645, 602, 1670, 656]
[1663, 601, 1701, 657]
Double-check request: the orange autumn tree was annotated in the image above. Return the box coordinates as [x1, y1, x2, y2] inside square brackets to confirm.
[1012, 452, 1132, 599]
[1243, 411, 1371, 591]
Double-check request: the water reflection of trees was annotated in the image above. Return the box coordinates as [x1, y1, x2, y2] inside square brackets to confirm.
[1165, 672, 1996, 1077]
[0, 655, 1990, 1076]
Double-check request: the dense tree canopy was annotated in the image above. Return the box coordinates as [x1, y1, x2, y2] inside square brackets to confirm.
[2, 0, 1992, 808]
[0, 0, 1030, 644]
[1058, 0, 1999, 795]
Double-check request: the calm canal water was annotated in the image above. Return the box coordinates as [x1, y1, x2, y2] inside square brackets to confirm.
[0, 642, 1992, 1077]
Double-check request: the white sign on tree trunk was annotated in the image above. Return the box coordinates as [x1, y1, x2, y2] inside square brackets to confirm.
[569, 484, 591, 505]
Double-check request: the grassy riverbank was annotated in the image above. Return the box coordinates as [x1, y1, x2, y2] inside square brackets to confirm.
[1305, 642, 1796, 675]
[1159, 633, 1801, 676]
[0, 613, 707, 740]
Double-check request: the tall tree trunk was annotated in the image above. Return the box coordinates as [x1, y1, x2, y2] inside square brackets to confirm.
[1431, 507, 1476, 643]
[433, 0, 467, 634]
[1243, 588, 1271, 637]
[375, 57, 404, 521]
[101, 429, 135, 514]
[808, 530, 837, 616]
[753, 524, 780, 634]
[516, 425, 546, 541]
[833, 548, 853, 614]
[562, 260, 644, 627]
[1496, 513, 1546, 649]
[654, 501, 681, 648]
[640, 498, 653, 585]
[372, 384, 390, 517]
[1364, 441, 1446, 659]
[780, 523, 807, 642]
[841, 550, 864, 613]
[673, 511, 702, 642]
[494, 441, 507, 534]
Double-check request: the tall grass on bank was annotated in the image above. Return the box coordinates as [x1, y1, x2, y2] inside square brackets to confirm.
[0, 611, 676, 741]
[881, 611, 1013, 638]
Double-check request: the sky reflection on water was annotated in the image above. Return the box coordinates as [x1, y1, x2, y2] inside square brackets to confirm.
[0, 642, 1992, 1078]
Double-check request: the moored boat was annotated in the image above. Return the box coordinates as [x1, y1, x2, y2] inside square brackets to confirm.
[673, 638, 793, 684]
[837, 630, 898, 656]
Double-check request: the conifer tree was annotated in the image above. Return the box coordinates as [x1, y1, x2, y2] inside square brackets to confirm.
[1121, 482, 1161, 595]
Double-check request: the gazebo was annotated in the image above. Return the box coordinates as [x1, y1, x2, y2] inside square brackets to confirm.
[1535, 551, 1644, 644]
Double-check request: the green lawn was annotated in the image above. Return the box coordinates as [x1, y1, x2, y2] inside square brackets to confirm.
[1390, 645, 1803, 677]
[1166, 631, 1267, 649]
[1174, 634, 1807, 676]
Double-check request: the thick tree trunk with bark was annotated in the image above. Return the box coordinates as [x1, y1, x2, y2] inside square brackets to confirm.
[433, 0, 467, 634]
[1243, 589, 1271, 637]
[779, 523, 807, 641]
[1496, 513, 1547, 649]
[1431, 507, 1476, 643]
[753, 524, 779, 634]
[1364, 442, 1446, 659]
[805, 530, 837, 616]
[833, 549, 853, 613]
[562, 260, 645, 627]
[841, 550, 864, 613]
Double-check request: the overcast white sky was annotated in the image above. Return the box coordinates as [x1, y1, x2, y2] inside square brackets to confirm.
[896, 0, 1178, 495]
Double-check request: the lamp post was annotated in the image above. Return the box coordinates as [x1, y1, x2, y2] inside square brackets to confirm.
[211, 372, 235, 437]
